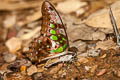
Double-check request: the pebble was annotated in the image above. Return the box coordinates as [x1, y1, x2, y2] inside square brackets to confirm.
[0, 29, 7, 41]
[3, 15, 16, 28]
[3, 53, 16, 63]
[71, 41, 87, 53]
[88, 49, 101, 57]
[85, 1, 120, 29]
[27, 65, 38, 76]
[50, 63, 63, 74]
[7, 59, 32, 71]
[68, 24, 105, 41]
[87, 43, 96, 49]
[100, 54, 107, 58]
[0, 64, 9, 72]
[85, 66, 91, 71]
[31, 72, 43, 80]
[5, 37, 22, 53]
[97, 69, 107, 76]
[96, 39, 116, 50]
[77, 52, 88, 57]
[92, 31, 105, 40]
[90, 65, 98, 73]
[76, 8, 86, 16]
[20, 27, 41, 40]
[6, 72, 32, 80]
[113, 69, 120, 78]
[57, 0, 87, 14]
[78, 57, 89, 63]
[26, 10, 42, 23]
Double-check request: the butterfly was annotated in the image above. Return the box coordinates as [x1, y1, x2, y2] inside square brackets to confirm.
[25, 0, 77, 68]
[109, 7, 120, 47]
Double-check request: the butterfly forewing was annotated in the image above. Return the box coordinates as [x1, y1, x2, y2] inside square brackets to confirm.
[41, 1, 69, 54]
[25, 1, 70, 63]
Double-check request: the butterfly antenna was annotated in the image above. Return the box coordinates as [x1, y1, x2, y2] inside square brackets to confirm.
[109, 6, 120, 46]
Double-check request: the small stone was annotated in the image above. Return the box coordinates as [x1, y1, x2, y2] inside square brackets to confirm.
[92, 31, 105, 40]
[20, 66, 27, 72]
[90, 65, 98, 73]
[87, 43, 96, 49]
[88, 49, 101, 57]
[78, 57, 89, 63]
[3, 53, 16, 63]
[97, 69, 107, 76]
[37, 64, 44, 72]
[0, 64, 9, 72]
[68, 24, 105, 41]
[5, 37, 22, 53]
[31, 72, 43, 80]
[0, 28, 7, 41]
[50, 63, 63, 74]
[27, 65, 38, 76]
[76, 8, 86, 16]
[57, 0, 87, 14]
[96, 39, 116, 50]
[85, 1, 120, 29]
[85, 66, 91, 71]
[6, 72, 32, 80]
[3, 15, 16, 28]
[100, 54, 107, 58]
[113, 69, 120, 77]
[7, 59, 32, 71]
[20, 27, 41, 40]
[26, 10, 42, 23]
[70, 41, 87, 53]
[78, 52, 88, 57]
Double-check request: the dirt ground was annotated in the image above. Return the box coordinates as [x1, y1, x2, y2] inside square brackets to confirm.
[0, 0, 120, 80]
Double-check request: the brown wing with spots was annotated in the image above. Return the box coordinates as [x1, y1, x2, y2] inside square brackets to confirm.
[41, 1, 69, 53]
[24, 1, 70, 64]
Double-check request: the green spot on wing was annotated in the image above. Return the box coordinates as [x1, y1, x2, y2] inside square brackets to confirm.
[50, 29, 56, 34]
[60, 40, 63, 43]
[51, 47, 63, 53]
[62, 37, 66, 40]
[50, 24, 55, 28]
[62, 44, 67, 49]
[50, 35, 58, 40]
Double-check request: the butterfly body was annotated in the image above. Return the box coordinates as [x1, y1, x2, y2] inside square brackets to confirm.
[25, 1, 76, 67]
